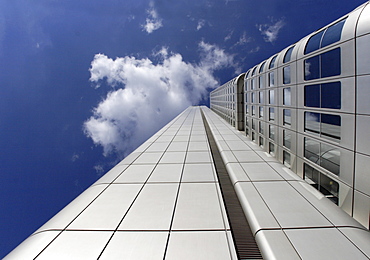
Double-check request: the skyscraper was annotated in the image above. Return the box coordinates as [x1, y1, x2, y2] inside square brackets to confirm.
[5, 2, 370, 259]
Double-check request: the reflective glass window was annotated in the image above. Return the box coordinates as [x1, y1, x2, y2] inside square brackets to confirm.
[259, 136, 264, 148]
[283, 87, 291, 106]
[321, 19, 346, 48]
[259, 76, 264, 88]
[269, 142, 275, 156]
[251, 66, 257, 76]
[304, 55, 320, 80]
[259, 61, 266, 73]
[321, 114, 341, 140]
[269, 55, 277, 69]
[321, 48, 341, 78]
[269, 90, 275, 104]
[252, 119, 256, 130]
[259, 121, 264, 134]
[305, 31, 325, 54]
[259, 92, 264, 103]
[304, 84, 320, 107]
[252, 105, 256, 116]
[321, 82, 341, 109]
[283, 151, 291, 168]
[284, 46, 295, 63]
[283, 130, 291, 149]
[251, 78, 256, 90]
[251, 92, 255, 103]
[259, 106, 264, 118]
[283, 66, 291, 84]
[320, 143, 340, 175]
[269, 72, 275, 86]
[252, 131, 256, 141]
[269, 107, 275, 121]
[284, 109, 291, 126]
[269, 125, 275, 140]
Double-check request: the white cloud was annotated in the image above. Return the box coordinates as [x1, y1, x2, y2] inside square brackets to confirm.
[258, 18, 285, 43]
[224, 30, 233, 41]
[142, 2, 163, 34]
[84, 42, 238, 157]
[197, 19, 205, 30]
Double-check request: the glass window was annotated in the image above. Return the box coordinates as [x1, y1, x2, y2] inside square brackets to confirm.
[321, 82, 341, 109]
[252, 105, 256, 116]
[269, 90, 275, 104]
[321, 48, 341, 78]
[252, 119, 256, 130]
[269, 107, 275, 121]
[304, 84, 320, 107]
[269, 55, 277, 69]
[304, 163, 339, 205]
[269, 142, 275, 156]
[259, 136, 264, 148]
[259, 121, 264, 134]
[269, 125, 275, 140]
[283, 46, 295, 63]
[259, 76, 264, 88]
[251, 66, 257, 76]
[284, 109, 291, 126]
[321, 113, 341, 140]
[259, 61, 266, 73]
[305, 30, 325, 54]
[259, 92, 264, 104]
[283, 87, 291, 106]
[304, 55, 320, 80]
[283, 66, 291, 84]
[246, 70, 251, 79]
[259, 106, 264, 118]
[283, 130, 291, 149]
[283, 151, 291, 168]
[251, 78, 256, 90]
[269, 72, 274, 86]
[251, 92, 255, 103]
[252, 131, 256, 141]
[321, 19, 346, 48]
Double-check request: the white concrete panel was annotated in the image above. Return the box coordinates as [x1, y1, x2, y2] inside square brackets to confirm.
[35, 185, 107, 232]
[119, 184, 178, 230]
[160, 152, 186, 164]
[3, 231, 60, 260]
[357, 75, 370, 114]
[224, 140, 251, 151]
[134, 152, 164, 164]
[255, 230, 300, 260]
[188, 141, 209, 151]
[268, 162, 302, 181]
[165, 231, 232, 260]
[172, 183, 225, 230]
[355, 153, 370, 196]
[254, 181, 332, 228]
[37, 231, 113, 260]
[185, 151, 212, 164]
[148, 164, 183, 183]
[146, 142, 170, 152]
[220, 150, 238, 163]
[118, 152, 141, 165]
[356, 3, 370, 37]
[339, 227, 370, 258]
[166, 142, 188, 152]
[356, 115, 370, 156]
[114, 164, 156, 183]
[190, 135, 207, 142]
[68, 184, 142, 230]
[285, 228, 369, 260]
[100, 232, 168, 260]
[182, 163, 216, 182]
[173, 135, 189, 142]
[233, 151, 263, 162]
[240, 162, 284, 181]
[225, 163, 250, 184]
[222, 134, 241, 141]
[93, 164, 129, 185]
[235, 182, 280, 232]
[353, 191, 370, 229]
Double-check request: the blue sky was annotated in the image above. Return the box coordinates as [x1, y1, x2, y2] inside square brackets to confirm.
[0, 0, 367, 257]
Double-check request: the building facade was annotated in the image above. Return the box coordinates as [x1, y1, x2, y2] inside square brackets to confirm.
[211, 1, 370, 230]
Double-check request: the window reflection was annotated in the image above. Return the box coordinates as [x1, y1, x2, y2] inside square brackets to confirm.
[269, 72, 274, 86]
[283, 151, 291, 168]
[283, 66, 291, 84]
[269, 90, 275, 104]
[269, 125, 275, 140]
[259, 106, 264, 118]
[269, 142, 275, 156]
[304, 48, 341, 81]
[283, 130, 291, 149]
[269, 107, 275, 121]
[283, 87, 291, 106]
[284, 109, 291, 126]
[284, 46, 295, 63]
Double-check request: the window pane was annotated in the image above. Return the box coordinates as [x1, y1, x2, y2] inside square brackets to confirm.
[320, 143, 340, 175]
[269, 142, 275, 156]
[259, 106, 264, 118]
[269, 72, 275, 86]
[284, 109, 291, 126]
[252, 105, 256, 115]
[304, 163, 319, 185]
[251, 78, 256, 90]
[321, 48, 341, 78]
[259, 121, 264, 134]
[283, 130, 291, 149]
[321, 19, 346, 48]
[252, 119, 256, 130]
[319, 173, 339, 205]
[321, 82, 341, 109]
[304, 138, 320, 163]
[269, 90, 275, 104]
[305, 84, 320, 107]
[259, 92, 264, 103]
[269, 56, 277, 69]
[305, 112, 320, 134]
[284, 46, 294, 63]
[259, 61, 266, 73]
[252, 66, 257, 76]
[283, 87, 291, 106]
[283, 66, 291, 84]
[251, 92, 255, 103]
[269, 107, 275, 121]
[269, 125, 275, 140]
[305, 31, 325, 54]
[283, 151, 291, 167]
[321, 114, 341, 139]
[259, 76, 264, 88]
[304, 55, 320, 80]
[259, 136, 264, 148]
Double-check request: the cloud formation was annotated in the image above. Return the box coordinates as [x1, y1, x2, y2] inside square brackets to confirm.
[197, 19, 205, 30]
[257, 18, 285, 43]
[84, 42, 237, 156]
[142, 2, 163, 34]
